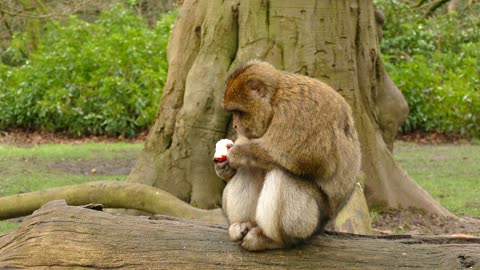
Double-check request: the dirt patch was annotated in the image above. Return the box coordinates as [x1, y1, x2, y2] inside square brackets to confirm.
[47, 158, 137, 175]
[2, 129, 475, 145]
[0, 129, 147, 145]
[398, 131, 472, 144]
[372, 208, 480, 236]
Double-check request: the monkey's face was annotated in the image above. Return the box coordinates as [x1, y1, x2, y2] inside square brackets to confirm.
[223, 79, 274, 139]
[231, 111, 267, 139]
[223, 60, 279, 139]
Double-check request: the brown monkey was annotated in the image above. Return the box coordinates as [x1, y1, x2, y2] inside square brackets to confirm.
[215, 60, 361, 251]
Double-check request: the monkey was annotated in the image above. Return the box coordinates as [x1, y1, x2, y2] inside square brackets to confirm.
[214, 60, 361, 251]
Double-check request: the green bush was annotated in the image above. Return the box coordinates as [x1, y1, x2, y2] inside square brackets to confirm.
[376, 0, 480, 137]
[0, 5, 177, 137]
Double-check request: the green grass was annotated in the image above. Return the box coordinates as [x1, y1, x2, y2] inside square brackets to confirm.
[394, 141, 480, 216]
[0, 143, 143, 195]
[0, 142, 142, 160]
[0, 221, 18, 232]
[0, 142, 143, 233]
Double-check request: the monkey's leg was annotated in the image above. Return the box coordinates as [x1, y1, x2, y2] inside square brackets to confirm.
[222, 167, 264, 241]
[228, 221, 256, 242]
[242, 169, 324, 251]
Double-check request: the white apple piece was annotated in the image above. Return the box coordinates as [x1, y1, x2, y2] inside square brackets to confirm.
[213, 139, 234, 163]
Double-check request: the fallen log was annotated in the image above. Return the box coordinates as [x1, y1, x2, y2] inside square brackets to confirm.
[0, 200, 478, 269]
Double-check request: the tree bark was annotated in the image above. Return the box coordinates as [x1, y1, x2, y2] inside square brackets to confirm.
[127, 0, 452, 216]
[0, 200, 478, 269]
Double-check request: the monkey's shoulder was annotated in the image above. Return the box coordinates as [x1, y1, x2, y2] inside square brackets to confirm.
[276, 78, 347, 109]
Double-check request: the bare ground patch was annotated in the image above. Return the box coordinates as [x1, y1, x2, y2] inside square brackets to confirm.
[0, 129, 146, 145]
[47, 158, 137, 175]
[373, 208, 480, 237]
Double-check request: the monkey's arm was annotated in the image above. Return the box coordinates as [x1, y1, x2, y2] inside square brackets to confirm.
[227, 141, 276, 171]
[227, 137, 308, 174]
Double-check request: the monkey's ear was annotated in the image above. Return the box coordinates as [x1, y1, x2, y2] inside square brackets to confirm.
[246, 79, 267, 98]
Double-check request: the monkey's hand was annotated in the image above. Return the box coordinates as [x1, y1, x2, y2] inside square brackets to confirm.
[214, 160, 236, 181]
[227, 144, 248, 169]
[227, 142, 274, 171]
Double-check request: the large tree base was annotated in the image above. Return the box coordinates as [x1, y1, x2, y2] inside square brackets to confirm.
[1, 201, 478, 269]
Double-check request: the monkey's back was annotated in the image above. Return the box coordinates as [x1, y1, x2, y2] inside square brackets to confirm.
[265, 71, 361, 217]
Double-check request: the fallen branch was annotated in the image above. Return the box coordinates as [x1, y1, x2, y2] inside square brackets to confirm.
[0, 200, 478, 269]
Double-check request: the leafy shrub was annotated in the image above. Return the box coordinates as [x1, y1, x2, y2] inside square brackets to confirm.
[0, 5, 177, 137]
[376, 0, 480, 137]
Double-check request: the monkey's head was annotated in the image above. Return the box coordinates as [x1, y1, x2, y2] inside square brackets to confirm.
[223, 60, 278, 139]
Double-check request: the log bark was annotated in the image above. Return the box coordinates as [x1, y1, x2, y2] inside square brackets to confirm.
[0, 200, 478, 269]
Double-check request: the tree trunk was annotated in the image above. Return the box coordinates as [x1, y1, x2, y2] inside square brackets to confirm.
[127, 0, 452, 216]
[448, 0, 457, 13]
[1, 201, 478, 269]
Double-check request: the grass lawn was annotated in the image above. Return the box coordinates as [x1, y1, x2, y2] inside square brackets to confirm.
[0, 140, 478, 234]
[0, 143, 143, 196]
[0, 142, 143, 233]
[394, 141, 480, 216]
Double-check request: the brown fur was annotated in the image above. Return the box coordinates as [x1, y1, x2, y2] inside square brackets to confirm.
[216, 60, 361, 251]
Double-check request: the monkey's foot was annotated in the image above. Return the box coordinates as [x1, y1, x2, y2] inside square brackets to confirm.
[240, 227, 284, 251]
[228, 222, 254, 242]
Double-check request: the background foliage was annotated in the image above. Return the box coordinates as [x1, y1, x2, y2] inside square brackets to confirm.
[0, 4, 177, 137]
[1, 1, 479, 138]
[376, 0, 480, 137]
